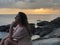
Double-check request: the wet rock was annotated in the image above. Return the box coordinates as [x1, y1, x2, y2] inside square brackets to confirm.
[0, 24, 10, 32]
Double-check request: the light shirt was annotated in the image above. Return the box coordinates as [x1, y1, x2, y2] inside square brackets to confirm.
[12, 25, 24, 41]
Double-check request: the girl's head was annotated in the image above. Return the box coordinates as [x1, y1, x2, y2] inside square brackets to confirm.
[15, 12, 28, 26]
[15, 12, 32, 37]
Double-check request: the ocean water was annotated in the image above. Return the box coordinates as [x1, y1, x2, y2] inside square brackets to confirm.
[0, 14, 60, 41]
[0, 14, 60, 26]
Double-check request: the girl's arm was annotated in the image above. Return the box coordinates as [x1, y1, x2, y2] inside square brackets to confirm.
[9, 22, 16, 39]
[2, 22, 14, 40]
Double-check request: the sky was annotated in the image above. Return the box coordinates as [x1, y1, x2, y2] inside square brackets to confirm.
[0, 0, 60, 14]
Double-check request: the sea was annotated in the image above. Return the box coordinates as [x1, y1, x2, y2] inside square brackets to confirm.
[0, 14, 60, 39]
[0, 14, 60, 26]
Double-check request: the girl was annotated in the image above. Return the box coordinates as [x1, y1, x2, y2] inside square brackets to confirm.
[0, 12, 32, 45]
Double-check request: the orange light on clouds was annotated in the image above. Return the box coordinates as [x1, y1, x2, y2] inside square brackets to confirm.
[0, 8, 60, 14]
[33, 8, 60, 14]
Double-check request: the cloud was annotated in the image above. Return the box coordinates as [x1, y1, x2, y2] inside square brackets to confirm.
[14, 0, 52, 9]
[0, 0, 60, 9]
[11, 0, 60, 9]
[0, 0, 15, 8]
[0, 8, 60, 14]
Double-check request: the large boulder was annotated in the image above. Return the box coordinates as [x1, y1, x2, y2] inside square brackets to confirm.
[37, 21, 50, 26]
[29, 23, 35, 34]
[34, 17, 60, 37]
[44, 28, 60, 38]
[34, 24, 54, 37]
[50, 17, 60, 28]
[0, 24, 10, 32]
[33, 38, 60, 45]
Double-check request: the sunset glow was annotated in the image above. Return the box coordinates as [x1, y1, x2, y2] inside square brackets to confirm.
[0, 8, 60, 14]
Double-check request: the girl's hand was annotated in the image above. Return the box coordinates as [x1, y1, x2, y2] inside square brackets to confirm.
[10, 21, 17, 28]
[10, 21, 16, 27]
[9, 21, 16, 39]
[9, 21, 17, 40]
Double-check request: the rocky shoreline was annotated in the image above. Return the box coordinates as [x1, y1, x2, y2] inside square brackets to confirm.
[0, 17, 60, 40]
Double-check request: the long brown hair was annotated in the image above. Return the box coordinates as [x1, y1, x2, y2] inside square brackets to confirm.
[17, 12, 32, 37]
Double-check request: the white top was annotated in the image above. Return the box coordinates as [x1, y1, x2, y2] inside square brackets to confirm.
[13, 25, 23, 33]
[12, 25, 24, 41]
[12, 24, 32, 45]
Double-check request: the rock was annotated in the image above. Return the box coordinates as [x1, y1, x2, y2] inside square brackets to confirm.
[29, 23, 35, 34]
[0, 24, 10, 32]
[37, 21, 50, 26]
[34, 27, 42, 35]
[34, 17, 60, 37]
[33, 38, 60, 45]
[50, 17, 60, 28]
[44, 28, 60, 38]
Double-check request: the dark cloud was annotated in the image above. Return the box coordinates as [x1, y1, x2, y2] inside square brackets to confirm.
[0, 0, 60, 9]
